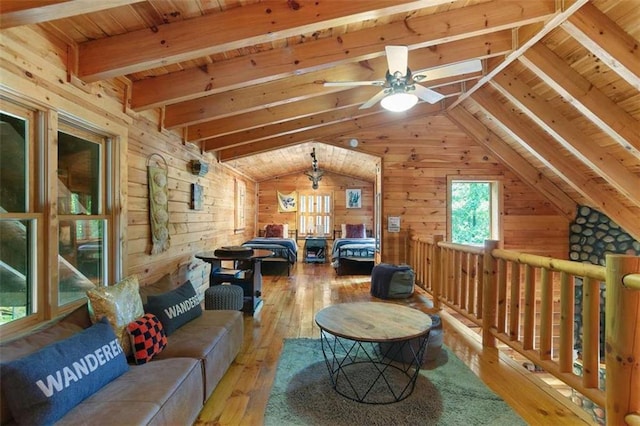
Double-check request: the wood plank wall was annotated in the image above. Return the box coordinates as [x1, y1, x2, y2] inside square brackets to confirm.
[126, 115, 257, 289]
[2, 26, 572, 288]
[342, 115, 571, 264]
[0, 26, 257, 293]
[257, 173, 374, 246]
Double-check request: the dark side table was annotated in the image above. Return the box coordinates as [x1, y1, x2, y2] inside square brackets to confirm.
[304, 237, 326, 263]
[195, 249, 273, 314]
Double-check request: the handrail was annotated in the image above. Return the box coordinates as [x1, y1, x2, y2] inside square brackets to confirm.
[623, 273, 640, 290]
[492, 248, 606, 281]
[408, 234, 640, 425]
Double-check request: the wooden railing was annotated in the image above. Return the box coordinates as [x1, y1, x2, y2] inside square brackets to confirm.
[409, 235, 640, 426]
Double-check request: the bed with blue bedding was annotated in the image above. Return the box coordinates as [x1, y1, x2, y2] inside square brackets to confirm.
[331, 237, 376, 275]
[242, 237, 298, 275]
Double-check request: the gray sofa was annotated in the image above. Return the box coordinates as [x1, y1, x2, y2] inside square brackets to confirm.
[0, 302, 243, 425]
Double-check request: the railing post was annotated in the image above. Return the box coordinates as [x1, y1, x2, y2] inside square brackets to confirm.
[482, 239, 499, 348]
[604, 255, 640, 426]
[432, 234, 443, 310]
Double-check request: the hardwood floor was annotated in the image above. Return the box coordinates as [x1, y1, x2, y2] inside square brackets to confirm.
[195, 262, 595, 425]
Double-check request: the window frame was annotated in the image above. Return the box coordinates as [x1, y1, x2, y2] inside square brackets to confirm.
[0, 91, 125, 335]
[446, 176, 503, 246]
[297, 191, 333, 238]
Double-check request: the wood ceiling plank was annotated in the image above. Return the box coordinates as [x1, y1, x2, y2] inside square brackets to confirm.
[562, 2, 640, 90]
[476, 82, 640, 221]
[131, 0, 555, 110]
[0, 0, 145, 29]
[447, 106, 576, 219]
[186, 75, 479, 142]
[164, 32, 512, 128]
[519, 43, 640, 159]
[492, 69, 640, 207]
[204, 104, 368, 151]
[217, 102, 443, 161]
[448, 0, 590, 110]
[77, 0, 447, 81]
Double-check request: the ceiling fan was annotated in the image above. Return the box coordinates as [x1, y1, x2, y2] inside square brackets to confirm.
[324, 46, 482, 112]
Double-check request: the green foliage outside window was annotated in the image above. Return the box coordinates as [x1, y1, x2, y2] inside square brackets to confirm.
[451, 182, 490, 245]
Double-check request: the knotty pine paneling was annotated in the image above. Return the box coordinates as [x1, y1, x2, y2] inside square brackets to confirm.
[126, 116, 257, 285]
[349, 115, 571, 264]
[1, 26, 257, 290]
[257, 172, 374, 245]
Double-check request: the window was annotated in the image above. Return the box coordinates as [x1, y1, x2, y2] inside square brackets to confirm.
[0, 104, 39, 325]
[1, 96, 120, 330]
[57, 122, 113, 304]
[234, 178, 246, 232]
[298, 192, 332, 237]
[448, 178, 502, 245]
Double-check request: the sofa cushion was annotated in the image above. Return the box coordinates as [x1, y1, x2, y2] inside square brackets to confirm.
[145, 281, 202, 335]
[0, 318, 128, 425]
[126, 313, 168, 364]
[86, 275, 144, 356]
[55, 358, 203, 426]
[154, 310, 243, 402]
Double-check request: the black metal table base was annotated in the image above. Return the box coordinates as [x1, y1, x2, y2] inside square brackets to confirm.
[319, 330, 428, 404]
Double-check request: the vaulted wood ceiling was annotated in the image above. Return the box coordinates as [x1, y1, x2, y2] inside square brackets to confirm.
[2, 0, 639, 235]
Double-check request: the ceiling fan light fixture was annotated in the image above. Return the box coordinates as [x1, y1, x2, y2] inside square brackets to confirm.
[380, 92, 418, 112]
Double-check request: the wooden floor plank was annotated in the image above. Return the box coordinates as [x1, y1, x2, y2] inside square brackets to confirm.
[195, 262, 594, 425]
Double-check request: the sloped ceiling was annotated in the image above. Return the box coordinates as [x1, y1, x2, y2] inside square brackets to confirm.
[2, 0, 639, 236]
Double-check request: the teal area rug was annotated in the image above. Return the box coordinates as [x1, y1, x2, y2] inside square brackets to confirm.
[265, 338, 526, 426]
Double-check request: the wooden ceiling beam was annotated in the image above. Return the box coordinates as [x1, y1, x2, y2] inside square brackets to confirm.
[561, 2, 640, 90]
[164, 32, 512, 128]
[447, 106, 576, 219]
[204, 104, 370, 152]
[520, 43, 640, 159]
[447, 0, 589, 110]
[131, 0, 555, 110]
[470, 86, 640, 241]
[203, 84, 464, 151]
[217, 102, 443, 161]
[188, 75, 478, 142]
[0, 0, 144, 29]
[491, 69, 640, 208]
[76, 0, 446, 82]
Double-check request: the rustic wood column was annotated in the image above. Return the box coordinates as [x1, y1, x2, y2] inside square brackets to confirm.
[605, 255, 640, 426]
[432, 235, 444, 310]
[482, 239, 499, 348]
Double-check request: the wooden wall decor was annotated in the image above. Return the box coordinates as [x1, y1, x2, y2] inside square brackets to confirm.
[147, 153, 170, 255]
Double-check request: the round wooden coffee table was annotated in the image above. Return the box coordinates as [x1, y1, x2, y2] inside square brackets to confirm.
[315, 302, 432, 404]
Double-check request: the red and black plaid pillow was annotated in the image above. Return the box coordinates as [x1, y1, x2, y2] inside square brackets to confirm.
[126, 313, 168, 364]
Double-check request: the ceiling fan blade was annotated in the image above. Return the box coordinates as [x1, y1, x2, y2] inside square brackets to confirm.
[413, 84, 445, 104]
[324, 80, 385, 87]
[385, 45, 408, 76]
[414, 59, 483, 82]
[360, 90, 389, 109]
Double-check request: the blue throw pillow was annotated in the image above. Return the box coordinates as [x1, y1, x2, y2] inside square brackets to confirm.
[145, 280, 202, 335]
[0, 318, 129, 425]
